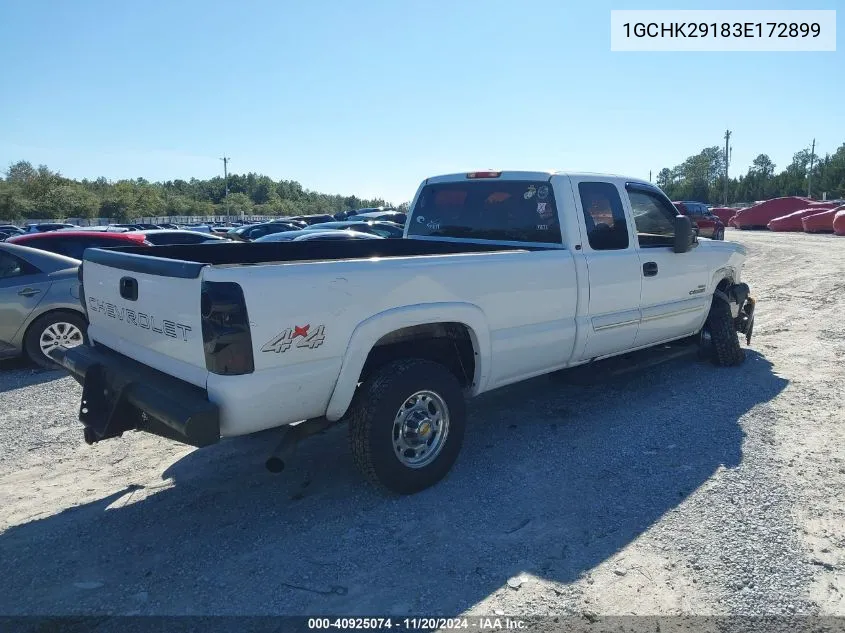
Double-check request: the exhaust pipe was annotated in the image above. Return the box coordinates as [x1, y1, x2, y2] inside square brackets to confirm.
[265, 426, 299, 472]
[265, 417, 335, 473]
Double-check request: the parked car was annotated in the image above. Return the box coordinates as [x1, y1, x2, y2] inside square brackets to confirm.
[672, 201, 725, 240]
[183, 224, 214, 234]
[353, 210, 407, 225]
[109, 223, 161, 231]
[25, 223, 78, 233]
[251, 227, 386, 243]
[7, 230, 150, 259]
[0, 243, 87, 368]
[230, 222, 303, 242]
[52, 169, 755, 495]
[291, 230, 385, 241]
[285, 214, 336, 225]
[158, 223, 180, 230]
[0, 225, 25, 237]
[305, 220, 405, 238]
[58, 225, 131, 233]
[252, 230, 312, 242]
[335, 206, 396, 221]
[140, 230, 231, 246]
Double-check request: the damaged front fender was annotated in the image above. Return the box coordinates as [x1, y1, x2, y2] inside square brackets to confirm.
[714, 283, 755, 345]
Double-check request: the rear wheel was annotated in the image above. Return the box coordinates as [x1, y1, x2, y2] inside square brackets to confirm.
[24, 311, 87, 369]
[715, 228, 725, 240]
[348, 359, 466, 494]
[702, 299, 744, 367]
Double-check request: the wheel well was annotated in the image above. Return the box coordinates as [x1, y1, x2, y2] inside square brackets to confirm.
[715, 277, 733, 294]
[359, 322, 477, 388]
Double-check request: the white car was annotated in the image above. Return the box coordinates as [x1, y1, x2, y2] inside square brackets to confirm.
[51, 170, 756, 494]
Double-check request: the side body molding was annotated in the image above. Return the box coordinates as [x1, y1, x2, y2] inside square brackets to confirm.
[324, 302, 491, 422]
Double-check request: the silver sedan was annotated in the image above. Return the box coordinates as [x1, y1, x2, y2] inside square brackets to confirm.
[0, 243, 87, 369]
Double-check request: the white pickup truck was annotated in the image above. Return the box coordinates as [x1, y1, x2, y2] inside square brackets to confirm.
[52, 171, 756, 494]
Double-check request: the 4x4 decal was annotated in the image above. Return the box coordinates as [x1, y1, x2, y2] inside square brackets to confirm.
[261, 324, 326, 353]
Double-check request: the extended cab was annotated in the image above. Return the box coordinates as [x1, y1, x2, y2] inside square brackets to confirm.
[51, 171, 755, 494]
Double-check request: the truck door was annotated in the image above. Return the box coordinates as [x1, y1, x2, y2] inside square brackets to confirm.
[624, 183, 710, 348]
[569, 178, 642, 360]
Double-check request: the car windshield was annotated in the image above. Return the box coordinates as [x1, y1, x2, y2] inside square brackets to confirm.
[407, 180, 562, 244]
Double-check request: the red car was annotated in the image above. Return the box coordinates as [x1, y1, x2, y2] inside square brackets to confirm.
[7, 230, 150, 259]
[672, 201, 725, 240]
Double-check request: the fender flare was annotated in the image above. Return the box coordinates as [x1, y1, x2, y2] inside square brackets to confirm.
[324, 302, 491, 422]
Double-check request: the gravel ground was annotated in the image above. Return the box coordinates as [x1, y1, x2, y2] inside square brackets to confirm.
[0, 229, 843, 619]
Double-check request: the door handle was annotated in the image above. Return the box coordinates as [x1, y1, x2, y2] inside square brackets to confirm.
[18, 288, 42, 297]
[642, 262, 658, 277]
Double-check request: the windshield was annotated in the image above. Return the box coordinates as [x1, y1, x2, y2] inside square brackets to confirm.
[408, 180, 562, 244]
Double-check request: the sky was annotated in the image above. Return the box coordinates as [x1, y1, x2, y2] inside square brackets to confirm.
[1, 0, 842, 204]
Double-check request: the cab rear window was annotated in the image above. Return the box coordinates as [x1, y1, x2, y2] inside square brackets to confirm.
[408, 180, 562, 244]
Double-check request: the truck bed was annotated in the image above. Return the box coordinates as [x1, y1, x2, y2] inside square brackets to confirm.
[85, 239, 540, 277]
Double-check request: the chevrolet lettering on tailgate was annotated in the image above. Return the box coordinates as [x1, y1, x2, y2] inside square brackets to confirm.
[87, 296, 192, 341]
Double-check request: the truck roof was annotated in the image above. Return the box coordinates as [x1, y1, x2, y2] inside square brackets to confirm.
[424, 170, 652, 186]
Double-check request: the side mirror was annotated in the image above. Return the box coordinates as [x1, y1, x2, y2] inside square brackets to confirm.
[673, 214, 695, 253]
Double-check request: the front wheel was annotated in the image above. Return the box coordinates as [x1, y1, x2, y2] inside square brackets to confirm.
[24, 311, 87, 369]
[716, 228, 725, 240]
[348, 359, 466, 494]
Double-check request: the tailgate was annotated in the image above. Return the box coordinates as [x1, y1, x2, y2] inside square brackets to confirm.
[81, 249, 209, 387]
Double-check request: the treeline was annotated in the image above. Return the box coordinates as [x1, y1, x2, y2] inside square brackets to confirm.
[657, 141, 845, 205]
[0, 161, 402, 222]
[5, 141, 844, 222]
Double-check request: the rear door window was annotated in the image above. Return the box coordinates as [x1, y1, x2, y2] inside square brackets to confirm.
[577, 182, 630, 250]
[0, 252, 26, 279]
[407, 180, 562, 244]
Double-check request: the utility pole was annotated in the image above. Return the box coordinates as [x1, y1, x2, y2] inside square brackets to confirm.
[220, 156, 231, 218]
[723, 129, 731, 206]
[649, 170, 652, 183]
[807, 138, 816, 198]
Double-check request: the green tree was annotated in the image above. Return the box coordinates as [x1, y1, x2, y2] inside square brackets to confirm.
[0, 181, 35, 221]
[221, 192, 253, 216]
[42, 185, 99, 219]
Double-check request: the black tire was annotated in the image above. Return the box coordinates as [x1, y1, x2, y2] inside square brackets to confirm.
[348, 359, 466, 495]
[704, 299, 745, 367]
[716, 228, 725, 240]
[24, 310, 87, 370]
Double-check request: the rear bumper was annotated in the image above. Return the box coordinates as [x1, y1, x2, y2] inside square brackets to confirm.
[49, 344, 220, 448]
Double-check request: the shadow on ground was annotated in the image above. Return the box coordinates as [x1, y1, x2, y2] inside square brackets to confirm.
[0, 351, 787, 616]
[0, 358, 67, 393]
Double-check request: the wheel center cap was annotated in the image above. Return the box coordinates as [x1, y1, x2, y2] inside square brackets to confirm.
[418, 421, 432, 439]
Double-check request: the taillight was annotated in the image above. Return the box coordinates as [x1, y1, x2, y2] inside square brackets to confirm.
[78, 262, 87, 316]
[200, 281, 254, 375]
[466, 171, 502, 179]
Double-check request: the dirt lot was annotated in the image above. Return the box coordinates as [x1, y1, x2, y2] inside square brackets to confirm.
[1, 230, 843, 618]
